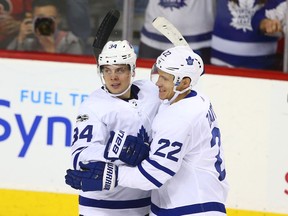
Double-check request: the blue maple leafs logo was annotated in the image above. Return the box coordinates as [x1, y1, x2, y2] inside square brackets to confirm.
[186, 56, 194, 65]
[138, 125, 150, 143]
[159, 0, 187, 10]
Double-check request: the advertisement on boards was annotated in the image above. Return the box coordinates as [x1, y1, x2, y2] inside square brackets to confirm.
[0, 57, 288, 215]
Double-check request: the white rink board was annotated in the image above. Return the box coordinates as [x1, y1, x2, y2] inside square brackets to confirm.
[0, 58, 287, 214]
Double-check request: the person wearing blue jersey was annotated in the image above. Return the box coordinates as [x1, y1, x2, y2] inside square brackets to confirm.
[138, 0, 216, 64]
[251, 0, 286, 70]
[66, 46, 229, 215]
[65, 40, 160, 216]
[211, 0, 282, 70]
[252, 0, 286, 35]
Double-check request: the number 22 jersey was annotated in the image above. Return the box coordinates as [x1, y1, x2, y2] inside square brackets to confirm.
[119, 90, 229, 216]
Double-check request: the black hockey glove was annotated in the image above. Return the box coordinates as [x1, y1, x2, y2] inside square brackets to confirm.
[65, 161, 118, 192]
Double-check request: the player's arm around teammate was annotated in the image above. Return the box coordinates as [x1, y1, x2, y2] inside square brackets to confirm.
[66, 46, 229, 216]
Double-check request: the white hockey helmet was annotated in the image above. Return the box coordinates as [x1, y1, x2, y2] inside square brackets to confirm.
[156, 46, 204, 89]
[97, 40, 137, 97]
[98, 40, 136, 75]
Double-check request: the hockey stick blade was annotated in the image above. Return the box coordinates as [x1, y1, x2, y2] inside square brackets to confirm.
[152, 17, 189, 47]
[92, 9, 120, 61]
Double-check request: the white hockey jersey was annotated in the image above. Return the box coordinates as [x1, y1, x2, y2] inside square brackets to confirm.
[140, 0, 216, 50]
[119, 91, 229, 215]
[70, 80, 160, 216]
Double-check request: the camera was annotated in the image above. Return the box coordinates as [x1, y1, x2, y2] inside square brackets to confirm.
[34, 17, 55, 36]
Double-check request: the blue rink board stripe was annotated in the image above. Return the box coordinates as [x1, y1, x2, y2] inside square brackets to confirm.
[151, 202, 226, 215]
[79, 196, 151, 209]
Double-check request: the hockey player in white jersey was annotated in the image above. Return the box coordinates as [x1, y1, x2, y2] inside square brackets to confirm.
[66, 46, 229, 215]
[65, 40, 160, 216]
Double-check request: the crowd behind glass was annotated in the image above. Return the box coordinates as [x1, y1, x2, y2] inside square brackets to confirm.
[0, 0, 287, 72]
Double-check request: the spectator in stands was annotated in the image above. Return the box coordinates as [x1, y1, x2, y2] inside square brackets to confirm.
[138, 0, 216, 64]
[0, 0, 32, 49]
[252, 0, 287, 70]
[7, 0, 83, 55]
[210, 0, 282, 71]
[252, 0, 286, 35]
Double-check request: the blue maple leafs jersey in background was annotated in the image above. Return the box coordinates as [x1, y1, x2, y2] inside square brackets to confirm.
[211, 0, 279, 69]
[141, 0, 215, 51]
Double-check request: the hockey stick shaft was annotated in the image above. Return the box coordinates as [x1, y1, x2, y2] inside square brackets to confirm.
[152, 16, 189, 47]
[92, 9, 120, 61]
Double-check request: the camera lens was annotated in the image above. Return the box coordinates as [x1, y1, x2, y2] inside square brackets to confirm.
[34, 17, 55, 36]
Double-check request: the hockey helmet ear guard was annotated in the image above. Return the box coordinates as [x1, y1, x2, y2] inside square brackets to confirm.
[156, 46, 204, 89]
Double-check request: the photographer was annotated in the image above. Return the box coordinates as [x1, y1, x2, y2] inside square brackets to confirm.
[7, 0, 83, 55]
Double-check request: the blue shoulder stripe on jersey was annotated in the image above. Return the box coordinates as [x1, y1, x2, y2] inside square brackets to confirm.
[151, 201, 226, 215]
[146, 158, 175, 176]
[138, 162, 163, 188]
[141, 26, 212, 43]
[79, 196, 150, 209]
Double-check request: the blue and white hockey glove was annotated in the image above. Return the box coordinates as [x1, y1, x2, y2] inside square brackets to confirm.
[65, 161, 118, 192]
[104, 130, 150, 166]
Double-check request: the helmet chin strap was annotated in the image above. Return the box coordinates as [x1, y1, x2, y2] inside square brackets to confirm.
[162, 86, 191, 105]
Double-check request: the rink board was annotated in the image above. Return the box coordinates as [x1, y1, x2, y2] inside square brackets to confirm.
[0, 58, 287, 215]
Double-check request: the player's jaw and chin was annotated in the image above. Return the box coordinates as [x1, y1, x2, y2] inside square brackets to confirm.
[156, 76, 175, 101]
[158, 89, 177, 101]
[106, 82, 130, 95]
[158, 89, 168, 100]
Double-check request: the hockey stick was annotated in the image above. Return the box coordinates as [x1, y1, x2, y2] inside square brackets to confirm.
[152, 17, 206, 76]
[152, 16, 189, 47]
[92, 9, 120, 61]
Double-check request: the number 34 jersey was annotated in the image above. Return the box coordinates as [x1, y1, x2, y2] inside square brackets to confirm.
[70, 80, 160, 216]
[119, 90, 229, 216]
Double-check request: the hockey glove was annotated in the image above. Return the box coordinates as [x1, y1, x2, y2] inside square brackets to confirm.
[104, 130, 150, 166]
[65, 161, 118, 192]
